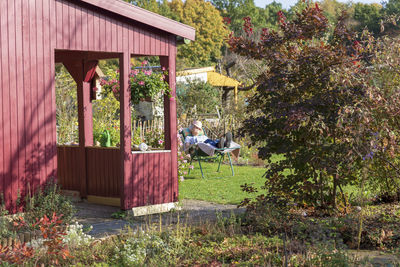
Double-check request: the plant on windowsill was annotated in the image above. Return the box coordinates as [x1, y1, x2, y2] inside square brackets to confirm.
[100, 60, 171, 105]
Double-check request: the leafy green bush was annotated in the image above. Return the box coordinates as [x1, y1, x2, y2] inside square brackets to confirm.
[55, 64, 78, 144]
[112, 231, 173, 266]
[24, 181, 76, 226]
[92, 93, 120, 147]
[177, 80, 221, 116]
[0, 196, 14, 239]
[144, 127, 164, 148]
[63, 222, 94, 249]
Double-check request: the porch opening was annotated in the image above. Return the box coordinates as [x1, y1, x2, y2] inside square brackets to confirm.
[55, 51, 173, 209]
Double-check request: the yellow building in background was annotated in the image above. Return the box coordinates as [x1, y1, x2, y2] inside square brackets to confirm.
[177, 66, 241, 104]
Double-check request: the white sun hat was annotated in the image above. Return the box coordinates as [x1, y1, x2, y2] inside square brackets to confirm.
[192, 120, 202, 129]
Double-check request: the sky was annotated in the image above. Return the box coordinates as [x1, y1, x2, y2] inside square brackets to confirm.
[254, 0, 381, 9]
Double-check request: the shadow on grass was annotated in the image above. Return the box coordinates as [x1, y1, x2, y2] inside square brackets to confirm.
[185, 172, 234, 180]
[183, 176, 197, 180]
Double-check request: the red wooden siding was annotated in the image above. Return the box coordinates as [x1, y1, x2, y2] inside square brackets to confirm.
[86, 148, 120, 197]
[54, 0, 170, 55]
[128, 152, 172, 207]
[119, 51, 132, 210]
[57, 147, 171, 203]
[58, 146, 120, 197]
[1, 0, 57, 211]
[57, 146, 81, 191]
[0, 0, 184, 212]
[79, 0, 195, 41]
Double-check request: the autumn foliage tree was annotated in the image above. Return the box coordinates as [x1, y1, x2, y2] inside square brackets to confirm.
[170, 0, 229, 67]
[125, 0, 228, 68]
[229, 4, 378, 209]
[340, 35, 400, 199]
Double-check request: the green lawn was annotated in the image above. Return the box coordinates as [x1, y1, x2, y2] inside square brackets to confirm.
[179, 162, 266, 205]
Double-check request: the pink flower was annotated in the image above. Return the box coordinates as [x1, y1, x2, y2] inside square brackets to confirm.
[158, 139, 164, 144]
[144, 70, 152, 76]
[189, 165, 194, 169]
[161, 67, 166, 71]
[138, 81, 145, 86]
[142, 60, 148, 65]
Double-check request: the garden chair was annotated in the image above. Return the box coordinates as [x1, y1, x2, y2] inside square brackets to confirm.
[180, 127, 239, 178]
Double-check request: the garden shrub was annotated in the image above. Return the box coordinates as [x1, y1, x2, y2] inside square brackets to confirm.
[112, 232, 172, 266]
[1, 213, 72, 265]
[0, 242, 35, 265]
[241, 197, 400, 251]
[63, 222, 94, 249]
[55, 64, 78, 145]
[92, 92, 120, 147]
[143, 127, 164, 148]
[0, 197, 15, 240]
[24, 180, 76, 227]
[240, 195, 290, 236]
[177, 79, 221, 116]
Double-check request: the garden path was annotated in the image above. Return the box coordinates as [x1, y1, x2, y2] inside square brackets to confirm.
[73, 199, 245, 238]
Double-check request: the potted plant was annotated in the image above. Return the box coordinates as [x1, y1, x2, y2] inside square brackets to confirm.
[100, 61, 171, 105]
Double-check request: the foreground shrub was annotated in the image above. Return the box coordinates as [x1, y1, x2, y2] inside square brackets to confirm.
[0, 203, 15, 240]
[24, 180, 76, 227]
[112, 232, 172, 266]
[0, 242, 35, 265]
[63, 222, 93, 249]
[0, 213, 72, 265]
[242, 197, 400, 251]
[6, 211, 381, 266]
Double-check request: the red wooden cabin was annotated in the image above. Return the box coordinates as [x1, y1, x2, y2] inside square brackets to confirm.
[0, 0, 195, 212]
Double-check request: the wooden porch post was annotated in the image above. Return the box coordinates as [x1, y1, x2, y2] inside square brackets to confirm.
[80, 60, 96, 148]
[120, 52, 132, 210]
[160, 35, 178, 202]
[63, 59, 96, 198]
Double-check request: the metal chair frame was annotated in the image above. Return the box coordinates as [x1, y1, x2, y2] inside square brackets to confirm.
[180, 129, 235, 178]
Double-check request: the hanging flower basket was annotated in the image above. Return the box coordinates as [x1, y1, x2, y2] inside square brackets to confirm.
[100, 61, 171, 105]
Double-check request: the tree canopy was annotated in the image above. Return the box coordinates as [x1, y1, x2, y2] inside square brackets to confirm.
[171, 0, 229, 67]
[125, 0, 228, 68]
[228, 3, 400, 209]
[212, 0, 282, 32]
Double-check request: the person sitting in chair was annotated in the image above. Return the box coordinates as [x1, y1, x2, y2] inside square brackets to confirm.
[184, 120, 232, 152]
